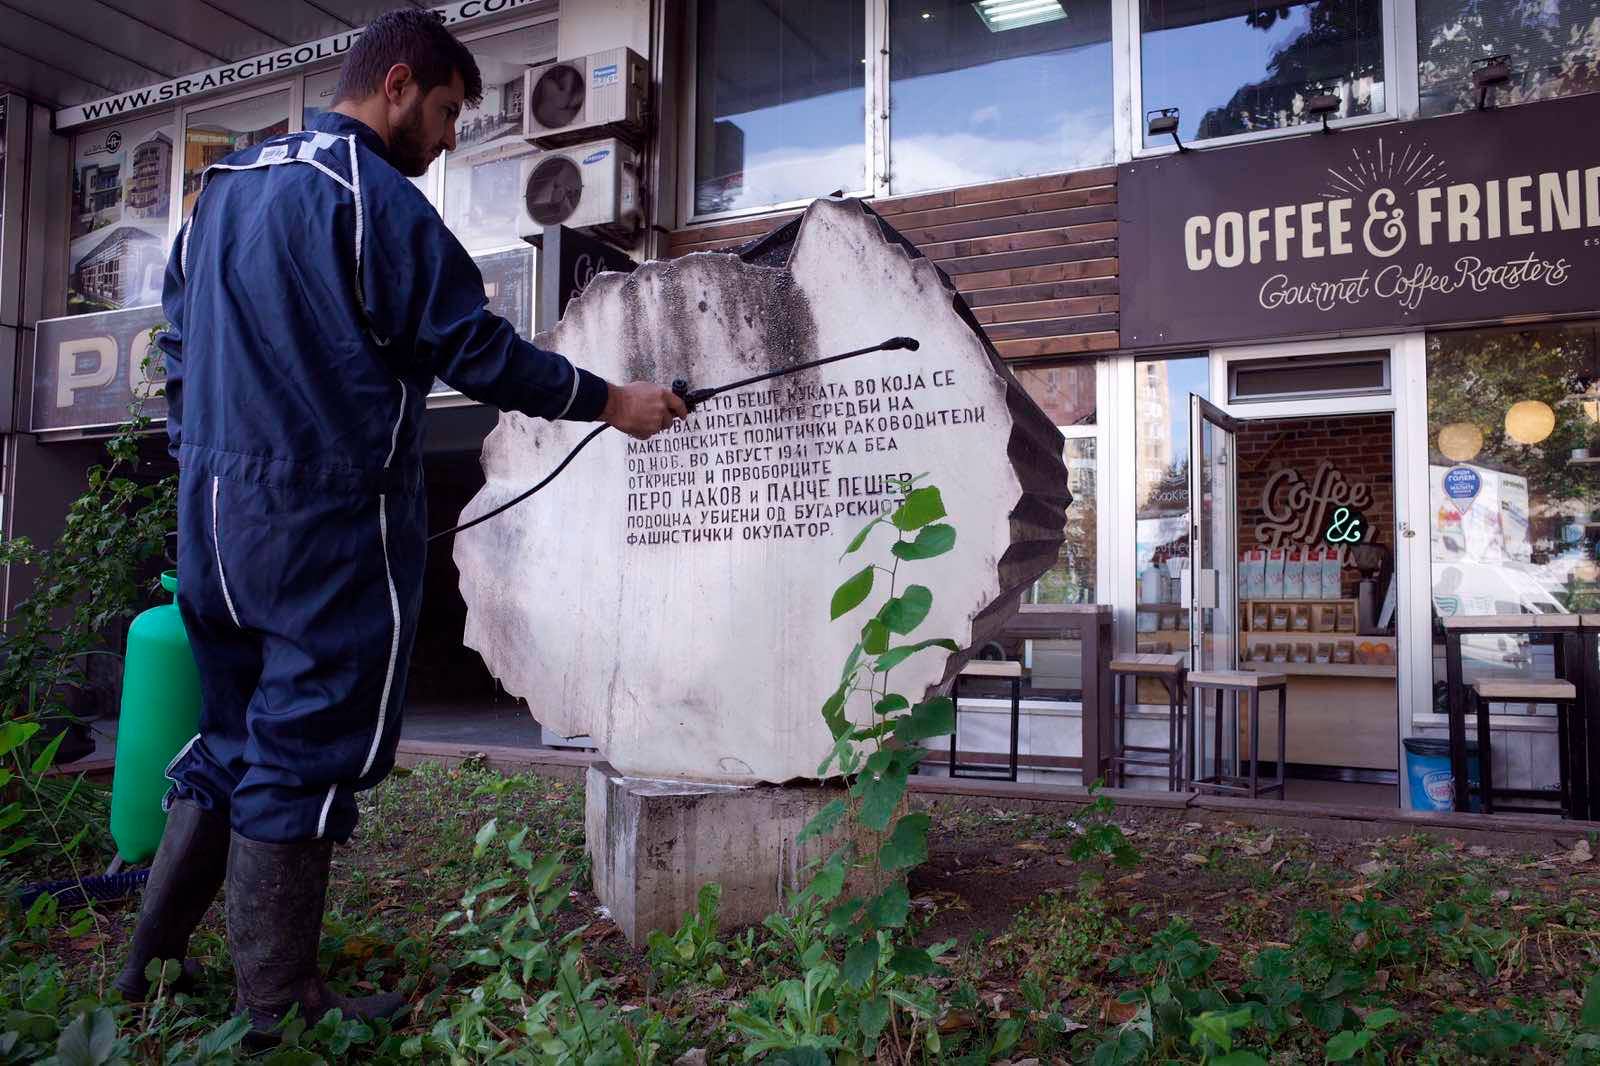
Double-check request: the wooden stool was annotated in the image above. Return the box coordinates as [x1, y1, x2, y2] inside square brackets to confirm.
[1108, 653, 1187, 790]
[948, 660, 1022, 781]
[1467, 679, 1579, 816]
[1187, 670, 1287, 799]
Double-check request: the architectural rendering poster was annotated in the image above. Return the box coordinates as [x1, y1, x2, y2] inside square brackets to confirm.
[69, 113, 175, 314]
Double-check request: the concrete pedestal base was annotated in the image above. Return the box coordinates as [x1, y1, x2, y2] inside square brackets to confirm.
[586, 761, 847, 945]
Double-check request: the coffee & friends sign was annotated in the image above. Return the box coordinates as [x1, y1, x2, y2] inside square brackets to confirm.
[1120, 93, 1600, 348]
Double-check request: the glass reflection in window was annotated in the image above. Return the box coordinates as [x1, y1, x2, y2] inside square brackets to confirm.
[888, 0, 1112, 195]
[182, 91, 290, 220]
[1135, 355, 1208, 660]
[1016, 363, 1097, 606]
[1427, 324, 1600, 618]
[443, 26, 554, 252]
[693, 0, 865, 215]
[1140, 0, 1385, 146]
[1417, 0, 1600, 116]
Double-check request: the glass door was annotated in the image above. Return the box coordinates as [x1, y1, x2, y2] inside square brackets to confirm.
[1189, 396, 1241, 672]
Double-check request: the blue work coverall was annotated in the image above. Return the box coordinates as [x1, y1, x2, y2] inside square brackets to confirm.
[158, 112, 608, 844]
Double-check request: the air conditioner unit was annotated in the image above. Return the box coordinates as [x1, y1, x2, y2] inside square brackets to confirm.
[522, 47, 648, 148]
[516, 139, 642, 245]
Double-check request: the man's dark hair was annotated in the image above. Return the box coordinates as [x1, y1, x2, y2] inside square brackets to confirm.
[334, 9, 483, 107]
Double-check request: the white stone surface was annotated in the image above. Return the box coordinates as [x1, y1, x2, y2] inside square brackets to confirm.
[454, 197, 1061, 782]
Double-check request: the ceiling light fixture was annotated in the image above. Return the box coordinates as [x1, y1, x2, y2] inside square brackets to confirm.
[973, 0, 1068, 31]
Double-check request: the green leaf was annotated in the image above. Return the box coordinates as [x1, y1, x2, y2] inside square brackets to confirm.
[876, 638, 959, 673]
[881, 585, 933, 635]
[860, 995, 891, 1040]
[197, 1014, 252, 1055]
[1364, 1007, 1401, 1031]
[1582, 971, 1600, 1030]
[54, 1008, 116, 1065]
[828, 898, 864, 935]
[892, 523, 956, 561]
[887, 945, 938, 976]
[879, 813, 931, 871]
[29, 731, 66, 776]
[861, 618, 890, 655]
[472, 818, 498, 858]
[830, 565, 874, 620]
[856, 769, 909, 832]
[0, 720, 40, 759]
[798, 799, 847, 845]
[821, 686, 850, 740]
[865, 882, 911, 929]
[806, 850, 848, 903]
[892, 486, 946, 531]
[840, 642, 865, 686]
[843, 515, 888, 556]
[842, 938, 881, 987]
[1325, 1030, 1368, 1061]
[893, 697, 955, 743]
[874, 694, 910, 715]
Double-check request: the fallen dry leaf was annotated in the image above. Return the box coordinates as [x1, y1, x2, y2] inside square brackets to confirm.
[672, 1050, 707, 1066]
[1357, 860, 1392, 877]
[1568, 839, 1593, 864]
[1493, 889, 1511, 904]
[1271, 857, 1290, 875]
[580, 921, 620, 943]
[1469, 845, 1492, 858]
[938, 1010, 977, 1033]
[1182, 853, 1210, 866]
[1103, 997, 1141, 1024]
[1017, 842, 1048, 852]
[1241, 833, 1276, 857]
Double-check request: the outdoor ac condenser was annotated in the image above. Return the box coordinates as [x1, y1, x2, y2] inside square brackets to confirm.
[515, 139, 642, 244]
[521, 47, 648, 148]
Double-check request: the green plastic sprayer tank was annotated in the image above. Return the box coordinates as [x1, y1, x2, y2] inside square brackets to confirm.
[110, 571, 201, 863]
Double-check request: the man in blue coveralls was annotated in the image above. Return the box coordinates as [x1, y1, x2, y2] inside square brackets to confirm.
[114, 9, 686, 1034]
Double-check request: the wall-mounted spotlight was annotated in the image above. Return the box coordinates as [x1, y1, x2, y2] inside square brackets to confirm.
[1473, 54, 1512, 110]
[1306, 92, 1340, 133]
[1146, 108, 1187, 152]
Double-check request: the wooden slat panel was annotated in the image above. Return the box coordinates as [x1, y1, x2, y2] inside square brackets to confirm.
[954, 257, 1119, 293]
[936, 239, 1117, 277]
[918, 220, 1116, 261]
[995, 331, 1119, 358]
[900, 201, 1116, 246]
[886, 184, 1116, 235]
[964, 276, 1119, 307]
[873, 167, 1118, 217]
[972, 295, 1119, 325]
[983, 312, 1120, 342]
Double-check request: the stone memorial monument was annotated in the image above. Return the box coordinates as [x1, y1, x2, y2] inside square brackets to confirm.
[454, 197, 1069, 942]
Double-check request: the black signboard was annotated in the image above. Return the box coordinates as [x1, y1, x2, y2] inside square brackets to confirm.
[1119, 93, 1600, 350]
[534, 225, 638, 330]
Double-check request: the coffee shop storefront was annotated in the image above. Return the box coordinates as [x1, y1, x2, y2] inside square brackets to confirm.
[985, 90, 1600, 813]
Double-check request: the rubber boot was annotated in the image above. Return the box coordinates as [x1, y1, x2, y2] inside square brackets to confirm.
[226, 832, 406, 1041]
[113, 798, 229, 1000]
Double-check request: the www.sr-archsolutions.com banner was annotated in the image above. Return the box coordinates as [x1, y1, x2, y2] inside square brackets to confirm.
[54, 0, 545, 129]
[1118, 93, 1600, 350]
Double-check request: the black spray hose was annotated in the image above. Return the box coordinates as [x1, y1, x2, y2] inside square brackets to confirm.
[16, 868, 150, 909]
[430, 336, 920, 543]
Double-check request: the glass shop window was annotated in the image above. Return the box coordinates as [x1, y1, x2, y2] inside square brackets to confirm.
[886, 0, 1113, 195]
[442, 24, 555, 256]
[1015, 362, 1098, 605]
[68, 113, 176, 314]
[1135, 354, 1209, 662]
[1140, 0, 1386, 147]
[692, 0, 866, 216]
[181, 91, 291, 221]
[1426, 323, 1600, 619]
[1417, 0, 1600, 116]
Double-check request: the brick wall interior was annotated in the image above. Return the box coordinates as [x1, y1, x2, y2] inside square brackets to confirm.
[1237, 414, 1395, 598]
